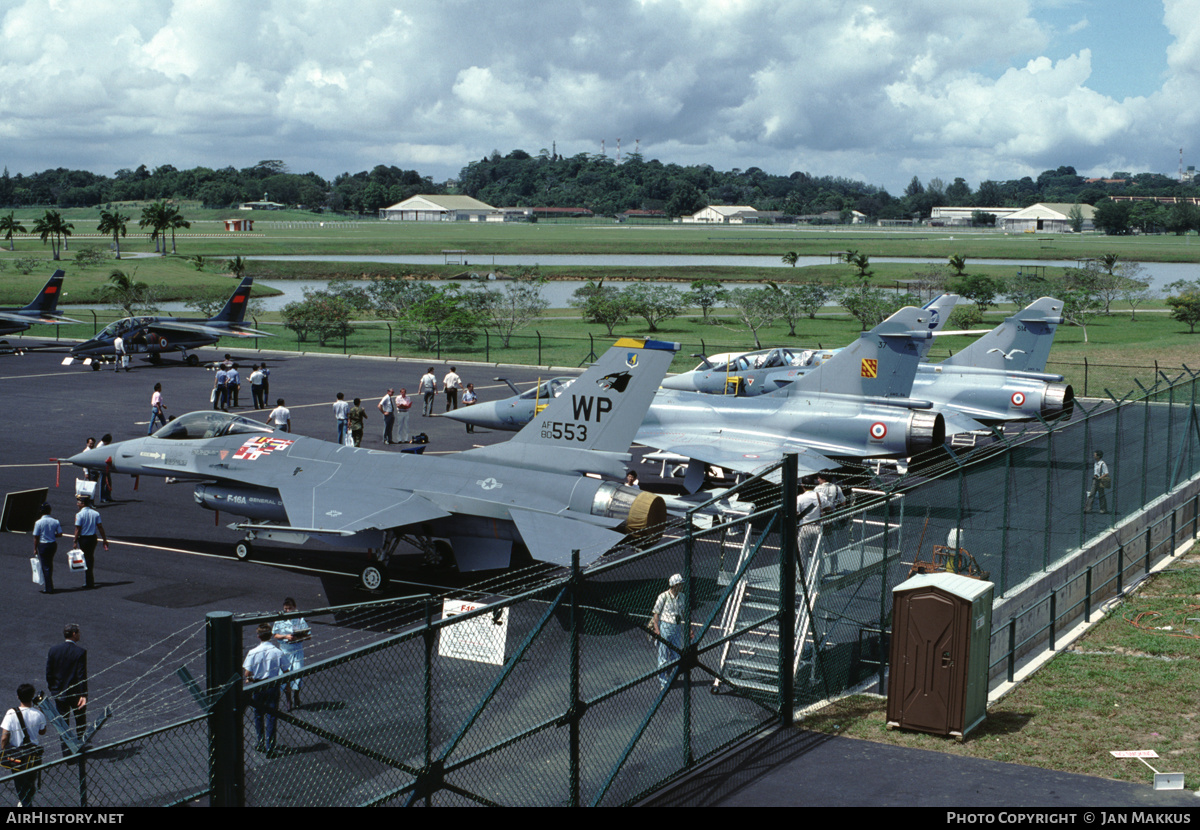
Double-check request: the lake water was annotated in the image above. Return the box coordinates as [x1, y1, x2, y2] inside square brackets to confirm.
[87, 254, 1200, 312]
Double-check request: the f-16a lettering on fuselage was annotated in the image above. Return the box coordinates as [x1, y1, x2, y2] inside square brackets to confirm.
[660, 297, 1073, 429]
[66, 276, 270, 368]
[0, 271, 80, 339]
[68, 338, 679, 585]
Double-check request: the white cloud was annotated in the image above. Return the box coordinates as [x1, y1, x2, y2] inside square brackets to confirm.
[0, 0, 1194, 190]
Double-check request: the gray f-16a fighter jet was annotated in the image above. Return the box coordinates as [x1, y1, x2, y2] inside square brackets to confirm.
[0, 270, 79, 338]
[66, 276, 269, 369]
[660, 297, 1072, 427]
[445, 307, 947, 489]
[68, 338, 677, 588]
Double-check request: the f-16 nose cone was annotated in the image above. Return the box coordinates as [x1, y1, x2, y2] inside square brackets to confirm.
[68, 445, 113, 470]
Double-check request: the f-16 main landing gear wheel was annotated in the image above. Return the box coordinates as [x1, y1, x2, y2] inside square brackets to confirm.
[234, 540, 253, 561]
[360, 563, 387, 592]
[91, 362, 100, 372]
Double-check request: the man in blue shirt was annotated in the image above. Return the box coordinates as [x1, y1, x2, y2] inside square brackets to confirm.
[243, 623, 289, 754]
[31, 503, 62, 595]
[73, 497, 108, 590]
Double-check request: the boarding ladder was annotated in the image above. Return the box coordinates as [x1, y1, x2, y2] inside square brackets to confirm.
[711, 491, 904, 695]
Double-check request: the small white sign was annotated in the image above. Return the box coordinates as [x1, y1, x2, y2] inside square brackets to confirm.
[1110, 750, 1159, 758]
[438, 599, 508, 665]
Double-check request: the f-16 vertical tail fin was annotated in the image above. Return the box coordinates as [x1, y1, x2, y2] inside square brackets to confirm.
[781, 306, 934, 399]
[941, 297, 1063, 373]
[511, 337, 679, 453]
[208, 277, 254, 325]
[20, 270, 66, 317]
[463, 338, 679, 475]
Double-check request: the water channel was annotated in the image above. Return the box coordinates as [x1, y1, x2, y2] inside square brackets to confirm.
[84, 254, 1200, 313]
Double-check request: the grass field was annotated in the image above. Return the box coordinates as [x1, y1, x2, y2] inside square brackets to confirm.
[6, 210, 1200, 260]
[800, 544, 1200, 787]
[3, 217, 1197, 391]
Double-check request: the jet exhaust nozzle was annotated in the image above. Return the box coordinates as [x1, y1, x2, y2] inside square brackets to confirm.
[907, 411, 946, 455]
[591, 482, 668, 544]
[1042, 383, 1074, 421]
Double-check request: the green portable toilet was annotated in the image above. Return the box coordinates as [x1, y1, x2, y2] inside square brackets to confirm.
[886, 572, 993, 741]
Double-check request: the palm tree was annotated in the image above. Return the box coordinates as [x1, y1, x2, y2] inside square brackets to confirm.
[97, 209, 130, 259]
[33, 210, 73, 260]
[947, 254, 967, 276]
[162, 204, 190, 254]
[100, 268, 154, 316]
[139, 201, 168, 254]
[227, 255, 247, 280]
[0, 212, 26, 251]
[781, 251, 799, 267]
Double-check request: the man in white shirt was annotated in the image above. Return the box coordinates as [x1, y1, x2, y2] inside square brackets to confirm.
[1, 684, 47, 806]
[243, 623, 288, 754]
[378, 388, 396, 444]
[443, 367, 463, 411]
[268, 399, 291, 433]
[394, 388, 412, 443]
[1084, 450, 1110, 514]
[333, 392, 349, 444]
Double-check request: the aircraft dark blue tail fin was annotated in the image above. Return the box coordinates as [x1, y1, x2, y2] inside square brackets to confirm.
[941, 297, 1063, 372]
[209, 277, 253, 324]
[20, 271, 66, 316]
[783, 307, 934, 399]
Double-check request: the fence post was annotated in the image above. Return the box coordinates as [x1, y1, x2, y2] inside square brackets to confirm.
[779, 454, 798, 726]
[569, 550, 581, 807]
[537, 331, 542, 366]
[386, 322, 392, 358]
[1007, 618, 1016, 683]
[422, 599, 434, 806]
[1085, 566, 1093, 622]
[436, 326, 441, 360]
[1048, 590, 1057, 651]
[485, 330, 490, 364]
[206, 611, 243, 808]
[1084, 356, 1089, 397]
[683, 524, 694, 768]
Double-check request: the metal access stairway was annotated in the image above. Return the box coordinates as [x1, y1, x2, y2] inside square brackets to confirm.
[712, 495, 904, 696]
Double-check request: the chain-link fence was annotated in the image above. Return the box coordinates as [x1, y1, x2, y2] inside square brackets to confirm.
[4, 368, 1198, 807]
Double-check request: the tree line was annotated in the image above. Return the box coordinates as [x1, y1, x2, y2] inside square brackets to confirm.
[2, 155, 1197, 222]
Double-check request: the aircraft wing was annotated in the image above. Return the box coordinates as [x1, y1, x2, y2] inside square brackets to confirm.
[0, 311, 81, 326]
[938, 410, 989, 435]
[147, 321, 274, 338]
[123, 452, 451, 533]
[274, 478, 450, 534]
[634, 424, 837, 477]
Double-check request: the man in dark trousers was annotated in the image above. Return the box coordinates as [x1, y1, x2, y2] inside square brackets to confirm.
[46, 623, 88, 756]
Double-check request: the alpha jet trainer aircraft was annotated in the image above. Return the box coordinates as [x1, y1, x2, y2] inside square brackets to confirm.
[661, 297, 1073, 428]
[69, 338, 678, 589]
[66, 276, 269, 369]
[446, 307, 953, 490]
[0, 271, 80, 345]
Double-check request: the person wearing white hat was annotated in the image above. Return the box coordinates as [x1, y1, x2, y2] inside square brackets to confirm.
[650, 574, 687, 689]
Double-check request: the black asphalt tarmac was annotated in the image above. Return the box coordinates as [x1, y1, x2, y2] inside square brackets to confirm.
[1, 342, 1196, 810]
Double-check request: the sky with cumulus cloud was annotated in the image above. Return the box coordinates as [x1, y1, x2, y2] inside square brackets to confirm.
[1, 0, 1194, 193]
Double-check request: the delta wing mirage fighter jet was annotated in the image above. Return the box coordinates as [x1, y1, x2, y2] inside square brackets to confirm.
[634, 306, 947, 488]
[661, 297, 1073, 427]
[0, 270, 80, 340]
[66, 276, 270, 369]
[69, 338, 678, 588]
[445, 307, 950, 489]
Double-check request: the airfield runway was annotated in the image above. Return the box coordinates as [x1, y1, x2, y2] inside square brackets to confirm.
[1, 343, 1195, 808]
